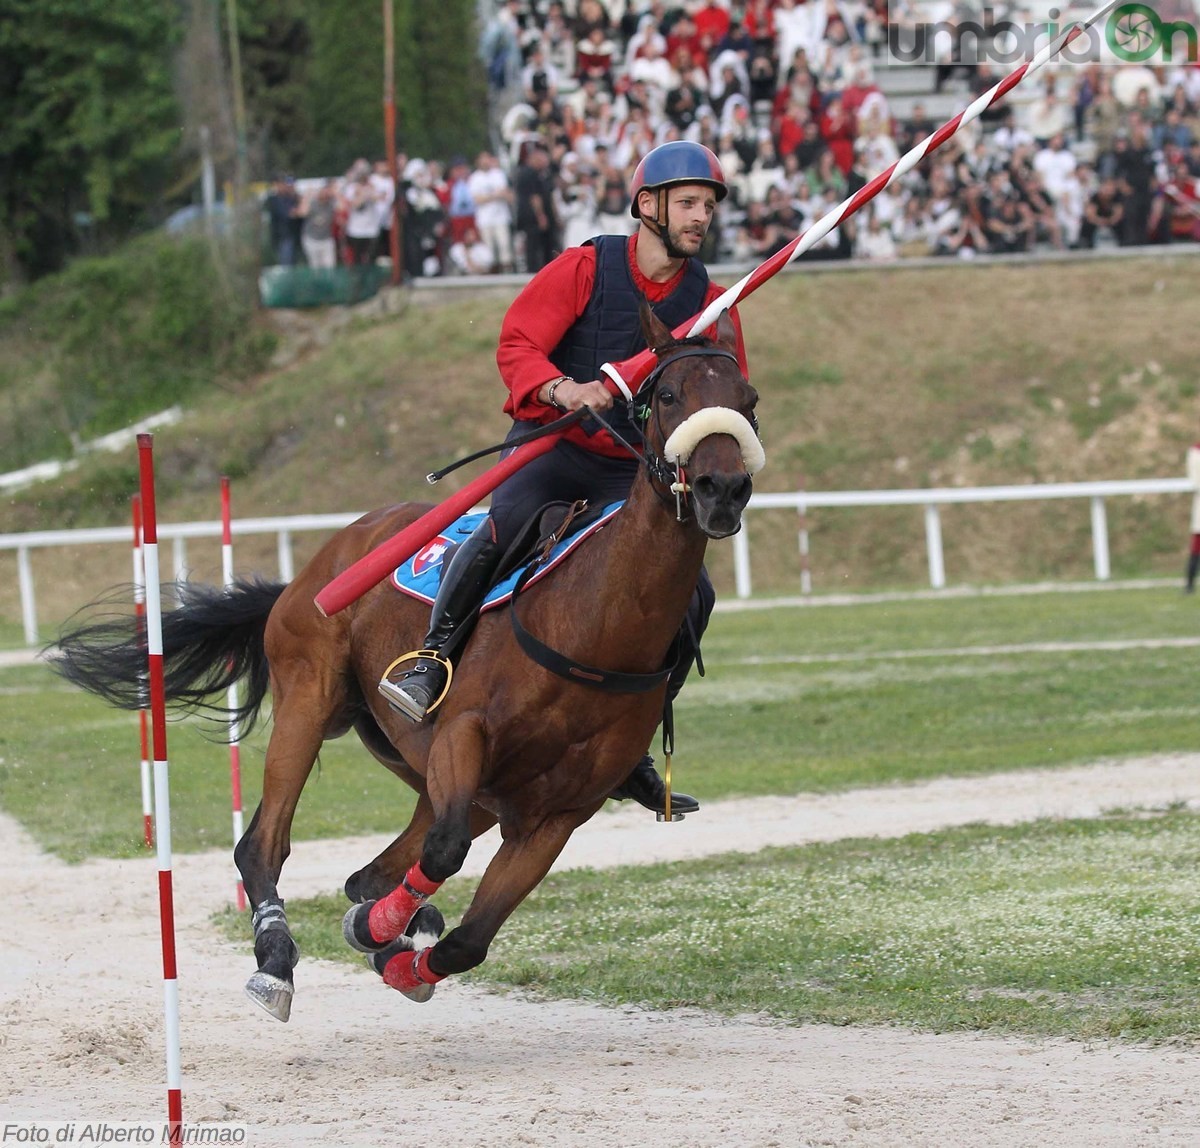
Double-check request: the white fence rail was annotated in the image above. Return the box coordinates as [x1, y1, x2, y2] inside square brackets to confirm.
[2, 478, 1193, 646]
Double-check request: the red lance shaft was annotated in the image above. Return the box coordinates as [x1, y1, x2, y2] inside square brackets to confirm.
[314, 0, 1118, 618]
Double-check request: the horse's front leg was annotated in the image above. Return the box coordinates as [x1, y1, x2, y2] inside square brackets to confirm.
[343, 790, 498, 903]
[234, 682, 329, 1022]
[375, 810, 588, 997]
[341, 712, 488, 994]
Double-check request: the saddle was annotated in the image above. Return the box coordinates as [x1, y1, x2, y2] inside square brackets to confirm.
[390, 500, 621, 613]
[392, 499, 700, 698]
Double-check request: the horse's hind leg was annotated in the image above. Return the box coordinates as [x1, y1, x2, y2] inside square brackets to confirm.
[376, 812, 584, 996]
[235, 685, 329, 1022]
[344, 791, 498, 904]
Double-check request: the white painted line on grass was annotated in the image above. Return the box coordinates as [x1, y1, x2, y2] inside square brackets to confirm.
[727, 636, 1200, 666]
[715, 578, 1177, 612]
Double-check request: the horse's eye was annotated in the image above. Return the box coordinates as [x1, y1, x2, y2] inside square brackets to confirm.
[658, 388, 676, 406]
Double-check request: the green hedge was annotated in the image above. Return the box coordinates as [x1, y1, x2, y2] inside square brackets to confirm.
[0, 232, 275, 473]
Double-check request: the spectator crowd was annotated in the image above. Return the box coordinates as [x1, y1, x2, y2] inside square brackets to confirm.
[264, 0, 1200, 277]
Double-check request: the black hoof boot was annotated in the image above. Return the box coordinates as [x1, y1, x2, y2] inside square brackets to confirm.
[609, 754, 699, 816]
[344, 900, 445, 954]
[406, 903, 445, 949]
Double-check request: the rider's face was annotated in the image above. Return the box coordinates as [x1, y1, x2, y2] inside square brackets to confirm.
[646, 184, 717, 256]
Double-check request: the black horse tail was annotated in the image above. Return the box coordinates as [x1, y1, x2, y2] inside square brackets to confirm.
[50, 577, 287, 738]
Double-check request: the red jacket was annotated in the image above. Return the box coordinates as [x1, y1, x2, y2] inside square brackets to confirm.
[498, 234, 750, 458]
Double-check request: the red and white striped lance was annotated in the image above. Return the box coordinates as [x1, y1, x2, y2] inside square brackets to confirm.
[220, 477, 247, 911]
[600, 0, 1124, 397]
[131, 494, 153, 849]
[137, 433, 183, 1138]
[312, 1, 1121, 618]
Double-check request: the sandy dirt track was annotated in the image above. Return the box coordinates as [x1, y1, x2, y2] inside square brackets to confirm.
[3, 754, 1200, 1147]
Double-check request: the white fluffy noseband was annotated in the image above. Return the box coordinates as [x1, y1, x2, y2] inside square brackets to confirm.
[662, 407, 766, 474]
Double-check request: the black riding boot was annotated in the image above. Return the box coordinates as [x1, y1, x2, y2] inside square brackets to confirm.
[1187, 552, 1200, 593]
[610, 753, 700, 815]
[379, 521, 503, 722]
[608, 573, 715, 816]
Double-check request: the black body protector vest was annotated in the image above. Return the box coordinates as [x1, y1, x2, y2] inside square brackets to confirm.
[548, 234, 709, 446]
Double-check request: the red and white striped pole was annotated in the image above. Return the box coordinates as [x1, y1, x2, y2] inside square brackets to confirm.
[137, 434, 183, 1141]
[599, 0, 1124, 396]
[220, 477, 247, 911]
[132, 495, 154, 848]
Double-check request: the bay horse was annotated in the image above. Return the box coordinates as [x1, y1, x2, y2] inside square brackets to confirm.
[52, 303, 762, 1022]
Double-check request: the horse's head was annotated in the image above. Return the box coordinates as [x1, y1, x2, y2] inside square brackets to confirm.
[635, 301, 763, 539]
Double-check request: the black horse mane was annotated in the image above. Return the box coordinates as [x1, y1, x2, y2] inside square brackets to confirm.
[652, 333, 711, 355]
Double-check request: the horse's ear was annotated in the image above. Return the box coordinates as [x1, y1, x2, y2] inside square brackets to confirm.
[639, 296, 673, 352]
[715, 308, 737, 353]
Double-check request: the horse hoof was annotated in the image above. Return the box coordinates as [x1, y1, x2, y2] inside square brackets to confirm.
[245, 971, 293, 1023]
[407, 903, 445, 951]
[342, 900, 382, 953]
[369, 939, 436, 1004]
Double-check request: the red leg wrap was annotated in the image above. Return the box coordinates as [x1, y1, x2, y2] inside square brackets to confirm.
[367, 863, 443, 944]
[404, 862, 442, 897]
[382, 946, 446, 993]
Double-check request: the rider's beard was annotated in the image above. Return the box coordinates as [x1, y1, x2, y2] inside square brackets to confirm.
[663, 217, 707, 259]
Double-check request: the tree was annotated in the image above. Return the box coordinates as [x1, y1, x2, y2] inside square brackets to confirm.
[235, 0, 312, 177]
[299, 0, 486, 175]
[0, 0, 180, 282]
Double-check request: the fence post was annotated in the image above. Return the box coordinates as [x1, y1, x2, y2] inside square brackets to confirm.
[277, 530, 295, 582]
[732, 524, 751, 598]
[1090, 496, 1111, 581]
[924, 504, 946, 589]
[18, 545, 37, 645]
[798, 498, 812, 595]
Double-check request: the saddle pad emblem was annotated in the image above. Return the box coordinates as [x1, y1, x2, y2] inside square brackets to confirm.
[411, 535, 454, 576]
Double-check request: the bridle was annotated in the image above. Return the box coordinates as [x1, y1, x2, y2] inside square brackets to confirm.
[613, 342, 755, 521]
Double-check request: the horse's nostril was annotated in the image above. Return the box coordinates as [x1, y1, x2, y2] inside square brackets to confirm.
[694, 472, 751, 505]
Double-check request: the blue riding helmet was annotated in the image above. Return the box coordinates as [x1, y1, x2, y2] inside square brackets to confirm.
[629, 141, 728, 218]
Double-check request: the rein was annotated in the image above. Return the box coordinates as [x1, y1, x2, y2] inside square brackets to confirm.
[425, 407, 593, 485]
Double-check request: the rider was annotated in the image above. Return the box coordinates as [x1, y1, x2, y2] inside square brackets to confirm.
[379, 140, 750, 816]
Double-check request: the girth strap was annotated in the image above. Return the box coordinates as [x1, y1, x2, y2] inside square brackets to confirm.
[508, 563, 675, 694]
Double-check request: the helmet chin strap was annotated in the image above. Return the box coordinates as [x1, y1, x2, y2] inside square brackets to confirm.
[643, 188, 690, 261]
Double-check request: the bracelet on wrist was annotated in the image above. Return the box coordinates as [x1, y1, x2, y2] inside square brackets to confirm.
[546, 377, 571, 412]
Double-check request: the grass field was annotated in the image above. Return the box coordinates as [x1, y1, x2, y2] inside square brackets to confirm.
[261, 809, 1200, 1043]
[1, 585, 1196, 861]
[6, 584, 1199, 1042]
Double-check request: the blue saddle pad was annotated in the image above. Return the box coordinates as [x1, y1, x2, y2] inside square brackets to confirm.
[392, 501, 624, 612]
